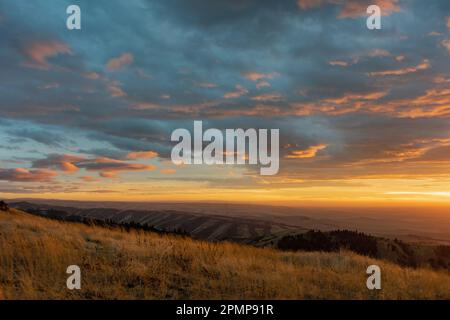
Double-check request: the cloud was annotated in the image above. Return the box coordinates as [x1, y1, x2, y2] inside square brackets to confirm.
[0, 168, 57, 182]
[256, 80, 271, 89]
[107, 80, 127, 97]
[286, 144, 328, 159]
[290, 90, 388, 116]
[348, 137, 450, 165]
[126, 151, 159, 159]
[223, 85, 248, 99]
[329, 60, 348, 67]
[106, 53, 134, 71]
[339, 0, 400, 18]
[195, 82, 218, 88]
[321, 91, 387, 104]
[21, 40, 72, 70]
[99, 171, 118, 179]
[32, 154, 84, 173]
[33, 154, 156, 178]
[368, 59, 430, 76]
[368, 49, 391, 57]
[441, 40, 450, 53]
[160, 168, 176, 174]
[60, 161, 80, 173]
[251, 93, 283, 102]
[386, 191, 450, 197]
[9, 129, 68, 147]
[83, 72, 100, 80]
[297, 0, 324, 10]
[243, 72, 279, 82]
[38, 82, 60, 90]
[373, 88, 450, 118]
[244, 72, 279, 89]
[297, 0, 401, 18]
[78, 157, 156, 178]
[79, 176, 98, 182]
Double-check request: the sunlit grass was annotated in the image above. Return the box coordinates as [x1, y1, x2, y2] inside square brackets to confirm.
[0, 209, 449, 300]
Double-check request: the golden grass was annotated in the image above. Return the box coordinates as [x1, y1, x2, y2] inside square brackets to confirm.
[0, 209, 449, 300]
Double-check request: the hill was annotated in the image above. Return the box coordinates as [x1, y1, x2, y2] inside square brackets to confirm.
[278, 230, 450, 271]
[8, 199, 450, 245]
[10, 201, 450, 272]
[0, 208, 449, 299]
[9, 201, 302, 246]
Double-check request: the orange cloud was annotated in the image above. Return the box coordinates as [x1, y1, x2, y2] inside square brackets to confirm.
[107, 80, 127, 97]
[244, 72, 279, 82]
[368, 59, 430, 76]
[98, 163, 156, 178]
[100, 171, 118, 179]
[127, 151, 159, 159]
[61, 161, 79, 173]
[32, 154, 84, 173]
[79, 176, 97, 182]
[351, 138, 450, 166]
[22, 41, 72, 70]
[322, 91, 387, 104]
[297, 0, 324, 10]
[434, 75, 450, 84]
[132, 102, 161, 110]
[244, 72, 279, 90]
[84, 157, 156, 178]
[298, 0, 401, 18]
[224, 85, 248, 99]
[339, 0, 400, 18]
[251, 93, 283, 102]
[0, 168, 57, 182]
[290, 90, 388, 116]
[106, 53, 134, 71]
[286, 144, 328, 159]
[374, 88, 450, 118]
[160, 168, 176, 174]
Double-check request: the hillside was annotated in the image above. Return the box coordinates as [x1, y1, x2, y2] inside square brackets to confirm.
[0, 208, 449, 300]
[11, 201, 450, 272]
[10, 201, 302, 246]
[278, 230, 450, 271]
[9, 199, 450, 246]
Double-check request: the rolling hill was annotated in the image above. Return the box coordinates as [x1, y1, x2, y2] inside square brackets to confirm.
[0, 207, 449, 300]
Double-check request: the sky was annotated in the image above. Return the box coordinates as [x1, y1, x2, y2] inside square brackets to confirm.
[0, 0, 450, 204]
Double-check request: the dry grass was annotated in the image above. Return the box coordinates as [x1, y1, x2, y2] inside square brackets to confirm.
[0, 209, 449, 300]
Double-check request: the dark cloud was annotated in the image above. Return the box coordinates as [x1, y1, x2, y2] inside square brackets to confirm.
[8, 129, 68, 147]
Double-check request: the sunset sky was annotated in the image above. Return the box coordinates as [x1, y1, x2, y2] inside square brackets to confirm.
[0, 0, 450, 204]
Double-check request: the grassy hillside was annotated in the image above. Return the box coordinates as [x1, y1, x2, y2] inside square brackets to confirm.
[0, 208, 449, 300]
[278, 230, 450, 271]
